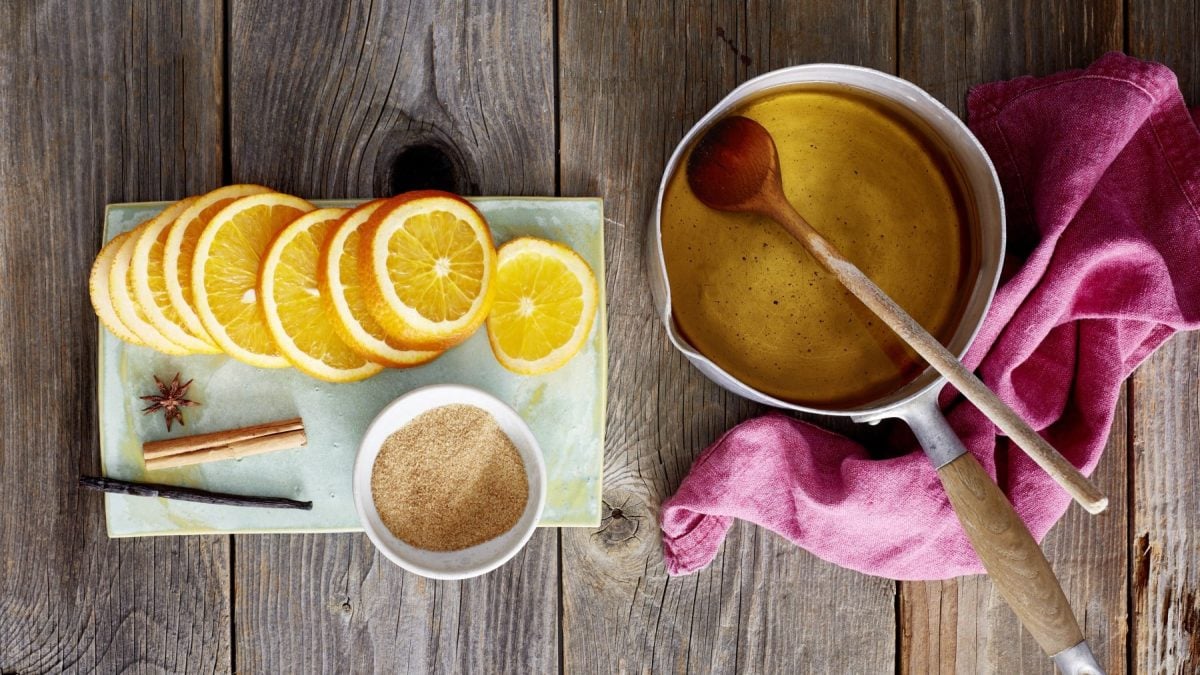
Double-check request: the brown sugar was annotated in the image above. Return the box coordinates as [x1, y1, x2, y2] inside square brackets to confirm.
[370, 404, 529, 551]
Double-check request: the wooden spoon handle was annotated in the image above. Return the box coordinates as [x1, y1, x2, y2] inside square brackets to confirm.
[772, 206, 1108, 514]
[937, 452, 1089, 659]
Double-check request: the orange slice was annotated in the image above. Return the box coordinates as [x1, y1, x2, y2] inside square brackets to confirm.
[109, 222, 191, 355]
[90, 231, 146, 346]
[318, 200, 441, 368]
[259, 208, 384, 382]
[163, 184, 273, 345]
[131, 197, 221, 354]
[192, 192, 315, 367]
[359, 191, 497, 350]
[486, 237, 598, 375]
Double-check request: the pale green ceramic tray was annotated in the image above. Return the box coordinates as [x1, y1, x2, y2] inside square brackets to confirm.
[99, 197, 606, 536]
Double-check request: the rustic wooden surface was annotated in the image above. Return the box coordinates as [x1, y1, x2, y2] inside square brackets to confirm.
[0, 2, 231, 673]
[1, 0, 1196, 673]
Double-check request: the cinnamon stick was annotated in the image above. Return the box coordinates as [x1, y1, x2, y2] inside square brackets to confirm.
[142, 417, 306, 471]
[144, 417, 304, 459]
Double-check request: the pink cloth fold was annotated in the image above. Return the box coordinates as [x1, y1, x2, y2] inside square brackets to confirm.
[660, 53, 1200, 580]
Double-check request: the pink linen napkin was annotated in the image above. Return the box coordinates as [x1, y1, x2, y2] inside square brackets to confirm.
[660, 53, 1200, 580]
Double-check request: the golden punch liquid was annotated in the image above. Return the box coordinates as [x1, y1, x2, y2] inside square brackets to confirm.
[661, 84, 978, 408]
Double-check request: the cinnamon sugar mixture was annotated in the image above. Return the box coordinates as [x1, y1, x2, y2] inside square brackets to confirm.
[370, 404, 528, 551]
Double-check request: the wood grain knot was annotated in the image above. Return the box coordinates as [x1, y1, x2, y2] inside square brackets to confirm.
[593, 495, 647, 551]
[382, 142, 469, 195]
[328, 596, 353, 620]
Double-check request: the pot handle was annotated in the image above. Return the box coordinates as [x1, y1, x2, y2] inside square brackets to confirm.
[900, 395, 1104, 675]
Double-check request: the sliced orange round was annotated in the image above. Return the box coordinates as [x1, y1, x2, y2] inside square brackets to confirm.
[318, 200, 441, 368]
[131, 197, 221, 354]
[359, 190, 497, 351]
[109, 222, 191, 355]
[192, 192, 315, 368]
[259, 208, 384, 382]
[486, 237, 599, 375]
[163, 184, 273, 345]
[90, 231, 146, 346]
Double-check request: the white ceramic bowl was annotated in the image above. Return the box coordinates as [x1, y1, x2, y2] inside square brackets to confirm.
[352, 384, 547, 580]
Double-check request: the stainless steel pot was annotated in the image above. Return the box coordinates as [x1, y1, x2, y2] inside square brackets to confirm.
[648, 64, 1102, 675]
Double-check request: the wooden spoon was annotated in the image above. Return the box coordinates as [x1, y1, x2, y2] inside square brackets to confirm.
[686, 115, 1107, 515]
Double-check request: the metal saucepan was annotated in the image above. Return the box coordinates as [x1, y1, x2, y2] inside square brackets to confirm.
[648, 64, 1102, 675]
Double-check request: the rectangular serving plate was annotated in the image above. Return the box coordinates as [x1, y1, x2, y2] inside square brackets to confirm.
[100, 197, 606, 536]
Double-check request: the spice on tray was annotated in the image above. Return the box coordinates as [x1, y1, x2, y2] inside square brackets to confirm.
[371, 404, 528, 552]
[140, 372, 199, 431]
[142, 417, 307, 471]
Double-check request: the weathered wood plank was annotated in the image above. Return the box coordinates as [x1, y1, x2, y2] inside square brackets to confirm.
[1129, 339, 1200, 674]
[896, 1, 1128, 672]
[1125, 5, 1199, 662]
[558, 2, 898, 672]
[0, 1, 230, 672]
[228, 0, 554, 199]
[898, 0, 1124, 117]
[225, 1, 558, 671]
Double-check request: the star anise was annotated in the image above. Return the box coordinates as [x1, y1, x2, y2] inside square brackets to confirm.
[140, 373, 199, 431]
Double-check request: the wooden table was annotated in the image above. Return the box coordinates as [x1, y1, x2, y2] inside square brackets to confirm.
[2, 1, 1196, 672]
